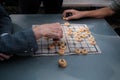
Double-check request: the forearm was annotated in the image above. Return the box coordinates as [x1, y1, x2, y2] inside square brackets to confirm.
[0, 28, 38, 55]
[82, 7, 115, 18]
[0, 23, 63, 55]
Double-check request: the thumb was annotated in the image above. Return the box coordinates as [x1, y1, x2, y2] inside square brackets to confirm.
[66, 16, 76, 20]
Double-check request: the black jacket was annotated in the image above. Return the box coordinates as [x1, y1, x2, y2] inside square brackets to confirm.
[0, 5, 38, 55]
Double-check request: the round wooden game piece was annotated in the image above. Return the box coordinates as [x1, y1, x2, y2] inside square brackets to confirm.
[81, 48, 88, 55]
[59, 45, 66, 50]
[58, 49, 65, 55]
[64, 22, 70, 26]
[79, 27, 84, 32]
[82, 27, 86, 32]
[49, 44, 55, 50]
[84, 27, 89, 31]
[85, 31, 91, 35]
[88, 36, 95, 41]
[59, 41, 66, 46]
[63, 17, 67, 20]
[67, 31, 73, 36]
[67, 28, 73, 32]
[75, 37, 83, 42]
[74, 32, 80, 37]
[81, 33, 87, 38]
[89, 40, 96, 45]
[75, 31, 81, 34]
[58, 59, 67, 68]
[74, 49, 81, 54]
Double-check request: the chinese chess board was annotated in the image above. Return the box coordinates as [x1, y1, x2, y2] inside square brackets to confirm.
[33, 23, 101, 56]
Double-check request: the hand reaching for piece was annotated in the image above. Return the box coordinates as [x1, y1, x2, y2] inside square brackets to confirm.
[33, 22, 63, 40]
[63, 9, 84, 20]
[63, 8, 115, 20]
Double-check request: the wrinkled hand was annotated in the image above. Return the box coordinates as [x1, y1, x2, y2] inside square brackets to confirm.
[63, 9, 85, 20]
[33, 22, 63, 40]
[40, 23, 63, 39]
[0, 53, 11, 61]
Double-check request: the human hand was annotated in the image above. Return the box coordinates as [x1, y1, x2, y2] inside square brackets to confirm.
[33, 22, 63, 40]
[0, 53, 11, 61]
[63, 8, 115, 20]
[63, 9, 86, 20]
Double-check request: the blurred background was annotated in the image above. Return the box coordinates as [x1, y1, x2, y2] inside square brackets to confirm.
[0, 0, 120, 29]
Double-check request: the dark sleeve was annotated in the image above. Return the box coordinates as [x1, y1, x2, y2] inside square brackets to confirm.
[109, 0, 120, 13]
[0, 4, 38, 55]
[0, 28, 38, 56]
[0, 4, 13, 34]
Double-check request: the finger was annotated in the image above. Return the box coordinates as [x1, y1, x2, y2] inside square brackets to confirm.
[0, 53, 10, 59]
[59, 33, 63, 38]
[53, 23, 63, 32]
[54, 33, 61, 39]
[57, 26, 63, 32]
[57, 30, 63, 39]
[63, 10, 71, 17]
[55, 22, 60, 25]
[66, 15, 78, 20]
[59, 28, 63, 38]
[54, 27, 63, 38]
[62, 11, 67, 17]
[47, 30, 63, 39]
[46, 33, 55, 39]
[51, 22, 60, 26]
[63, 9, 74, 17]
[51, 23, 61, 29]
[51, 32, 61, 39]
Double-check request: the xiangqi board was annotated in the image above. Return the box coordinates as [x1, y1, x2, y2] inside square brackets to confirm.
[33, 23, 101, 56]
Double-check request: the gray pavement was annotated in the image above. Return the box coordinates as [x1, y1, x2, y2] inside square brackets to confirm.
[63, 0, 112, 7]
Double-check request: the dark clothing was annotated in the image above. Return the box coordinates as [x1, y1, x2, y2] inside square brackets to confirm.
[114, 28, 120, 36]
[19, 0, 63, 14]
[109, 0, 120, 13]
[109, 0, 120, 36]
[0, 4, 38, 55]
[0, 4, 13, 34]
